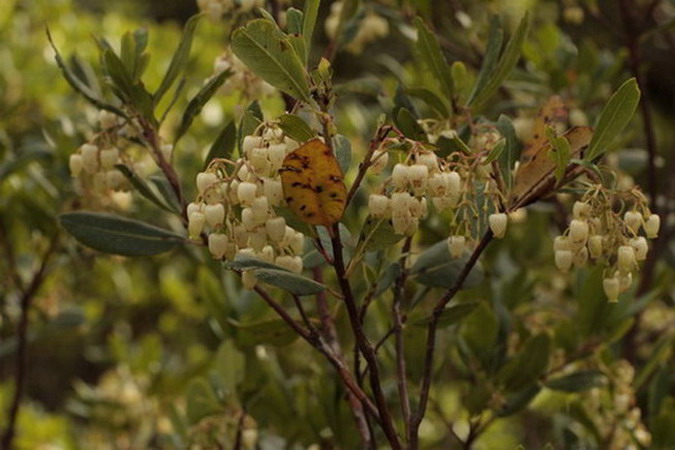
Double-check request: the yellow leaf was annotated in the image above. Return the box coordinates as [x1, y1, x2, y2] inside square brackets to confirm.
[280, 138, 347, 227]
[510, 126, 593, 209]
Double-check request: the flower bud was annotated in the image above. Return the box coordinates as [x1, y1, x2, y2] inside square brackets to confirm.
[629, 236, 648, 261]
[248, 228, 267, 251]
[267, 143, 287, 171]
[276, 255, 303, 274]
[241, 207, 256, 230]
[69, 154, 83, 177]
[370, 150, 389, 173]
[233, 225, 248, 247]
[617, 245, 636, 272]
[105, 170, 125, 190]
[196, 172, 218, 195]
[237, 181, 258, 206]
[391, 163, 410, 189]
[569, 219, 589, 244]
[447, 235, 466, 258]
[554, 236, 571, 252]
[204, 203, 225, 227]
[619, 271, 633, 293]
[555, 250, 573, 273]
[284, 137, 299, 152]
[644, 214, 660, 238]
[391, 215, 413, 235]
[263, 178, 284, 206]
[241, 270, 257, 289]
[624, 211, 642, 234]
[489, 213, 508, 238]
[208, 233, 229, 259]
[428, 174, 446, 196]
[573, 201, 592, 219]
[188, 211, 206, 237]
[445, 172, 461, 197]
[242, 136, 263, 157]
[260, 245, 275, 262]
[574, 247, 589, 267]
[81, 144, 99, 174]
[408, 164, 429, 191]
[391, 192, 412, 217]
[99, 148, 119, 170]
[265, 217, 286, 242]
[290, 232, 305, 254]
[249, 147, 270, 173]
[588, 235, 603, 258]
[368, 194, 390, 217]
[251, 196, 269, 222]
[98, 110, 117, 129]
[416, 152, 438, 171]
[603, 276, 620, 302]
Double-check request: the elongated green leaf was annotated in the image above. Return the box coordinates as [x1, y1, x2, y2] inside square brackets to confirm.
[302, 0, 320, 55]
[286, 8, 304, 34]
[154, 14, 201, 104]
[115, 165, 176, 213]
[544, 370, 605, 392]
[499, 333, 551, 391]
[547, 127, 572, 182]
[149, 175, 182, 213]
[254, 268, 325, 296]
[413, 17, 454, 101]
[224, 254, 286, 271]
[585, 78, 641, 160]
[495, 114, 519, 188]
[231, 319, 299, 347]
[175, 69, 233, 143]
[46, 28, 126, 117]
[411, 239, 483, 289]
[186, 378, 223, 425]
[203, 120, 237, 170]
[231, 19, 311, 103]
[333, 134, 351, 174]
[469, 14, 530, 109]
[238, 102, 263, 153]
[59, 212, 183, 256]
[396, 107, 427, 142]
[467, 15, 503, 105]
[406, 87, 449, 117]
[357, 216, 405, 252]
[102, 48, 154, 121]
[413, 302, 479, 327]
[277, 114, 315, 142]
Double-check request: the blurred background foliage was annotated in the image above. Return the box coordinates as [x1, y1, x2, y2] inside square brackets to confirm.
[1, 0, 674, 448]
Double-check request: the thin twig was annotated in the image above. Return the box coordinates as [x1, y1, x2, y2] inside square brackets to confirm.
[330, 225, 403, 449]
[409, 230, 493, 449]
[344, 125, 392, 208]
[232, 411, 246, 450]
[1, 235, 59, 450]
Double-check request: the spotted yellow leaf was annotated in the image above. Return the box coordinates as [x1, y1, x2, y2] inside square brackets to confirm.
[510, 126, 593, 210]
[280, 138, 347, 226]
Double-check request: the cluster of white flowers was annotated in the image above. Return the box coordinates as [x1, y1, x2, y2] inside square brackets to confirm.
[69, 111, 130, 194]
[196, 0, 264, 21]
[211, 51, 276, 100]
[366, 136, 509, 258]
[553, 190, 659, 301]
[190, 125, 307, 289]
[325, 3, 389, 54]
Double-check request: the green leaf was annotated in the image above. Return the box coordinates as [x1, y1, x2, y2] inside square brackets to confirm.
[46, 28, 126, 117]
[254, 268, 326, 296]
[175, 69, 233, 143]
[203, 120, 237, 170]
[231, 19, 312, 103]
[149, 175, 182, 213]
[411, 239, 483, 289]
[467, 15, 503, 106]
[413, 302, 480, 327]
[154, 14, 201, 104]
[102, 48, 154, 122]
[185, 378, 223, 425]
[115, 165, 177, 213]
[406, 87, 449, 117]
[357, 216, 405, 252]
[302, 0, 320, 55]
[277, 114, 315, 142]
[585, 78, 641, 160]
[469, 14, 530, 109]
[413, 17, 454, 101]
[495, 114, 519, 189]
[544, 370, 605, 392]
[59, 212, 183, 256]
[211, 340, 245, 393]
[499, 333, 551, 391]
[374, 263, 401, 297]
[286, 8, 304, 35]
[395, 107, 428, 142]
[224, 254, 286, 271]
[497, 384, 541, 417]
[547, 127, 572, 182]
[238, 102, 263, 153]
[333, 134, 351, 174]
[231, 319, 299, 347]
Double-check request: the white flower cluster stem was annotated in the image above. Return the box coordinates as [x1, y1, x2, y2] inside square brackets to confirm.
[192, 126, 306, 290]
